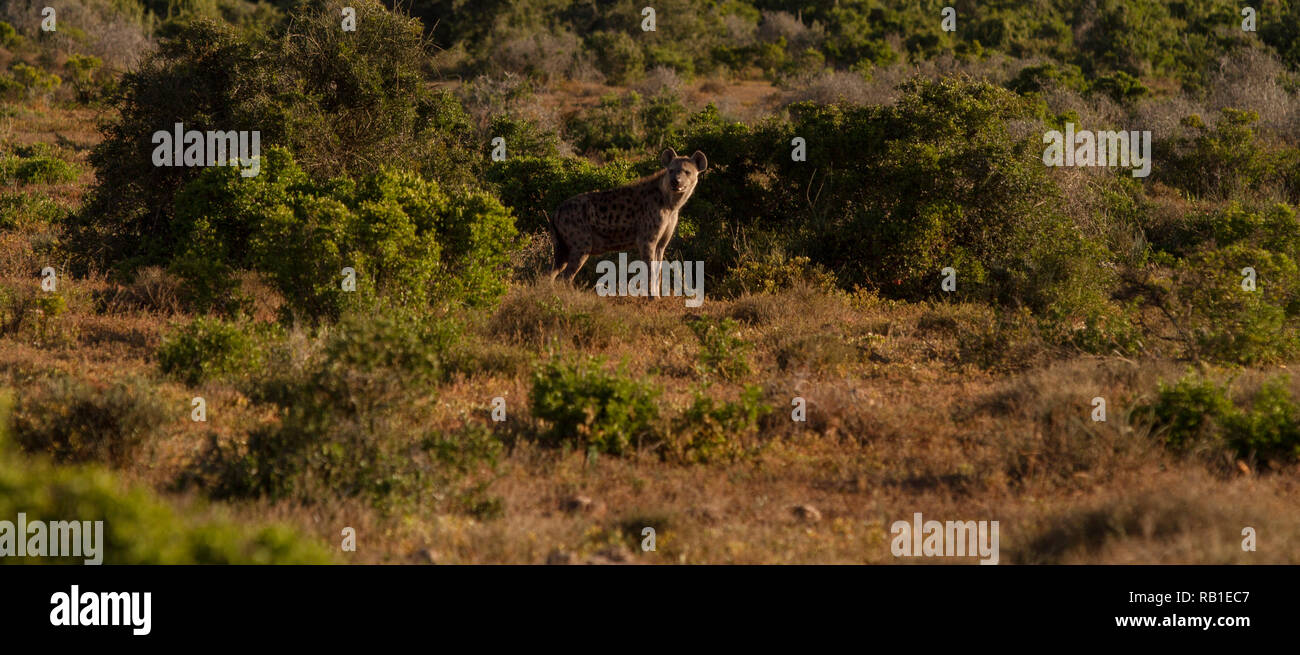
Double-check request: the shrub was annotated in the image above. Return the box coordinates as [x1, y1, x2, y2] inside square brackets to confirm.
[1156, 110, 1275, 201]
[157, 317, 277, 385]
[171, 147, 518, 322]
[0, 391, 334, 564]
[1007, 63, 1089, 96]
[564, 90, 690, 158]
[1140, 373, 1300, 466]
[586, 30, 645, 84]
[0, 146, 78, 185]
[1151, 203, 1300, 364]
[1169, 244, 1300, 365]
[687, 316, 752, 381]
[1141, 374, 1236, 452]
[65, 53, 104, 101]
[12, 376, 169, 467]
[717, 252, 838, 297]
[0, 191, 65, 229]
[676, 78, 1105, 312]
[9, 63, 61, 98]
[69, 3, 481, 273]
[530, 356, 662, 456]
[197, 311, 475, 507]
[0, 21, 20, 48]
[670, 384, 771, 463]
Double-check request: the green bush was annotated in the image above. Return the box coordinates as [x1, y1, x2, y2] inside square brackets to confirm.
[157, 317, 277, 385]
[1152, 203, 1300, 364]
[676, 78, 1105, 312]
[564, 90, 690, 158]
[0, 21, 20, 49]
[12, 376, 169, 467]
[717, 253, 838, 297]
[587, 30, 645, 84]
[0, 391, 334, 564]
[0, 145, 78, 186]
[687, 316, 752, 381]
[1169, 244, 1300, 365]
[1141, 373, 1300, 466]
[172, 147, 518, 322]
[195, 311, 478, 506]
[670, 385, 771, 463]
[0, 192, 64, 229]
[9, 63, 61, 98]
[70, 2, 481, 273]
[530, 356, 661, 456]
[1156, 110, 1275, 201]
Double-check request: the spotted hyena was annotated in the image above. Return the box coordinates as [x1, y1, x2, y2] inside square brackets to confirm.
[548, 148, 707, 296]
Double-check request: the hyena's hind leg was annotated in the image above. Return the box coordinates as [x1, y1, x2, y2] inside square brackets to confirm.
[548, 231, 572, 282]
[545, 209, 574, 283]
[562, 252, 590, 283]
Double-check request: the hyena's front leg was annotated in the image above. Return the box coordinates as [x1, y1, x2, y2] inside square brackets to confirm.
[652, 233, 673, 299]
[638, 240, 658, 299]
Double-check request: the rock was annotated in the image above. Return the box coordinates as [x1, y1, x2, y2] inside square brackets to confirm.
[791, 504, 822, 523]
[561, 494, 604, 517]
[563, 495, 592, 512]
[546, 550, 576, 565]
[589, 546, 633, 564]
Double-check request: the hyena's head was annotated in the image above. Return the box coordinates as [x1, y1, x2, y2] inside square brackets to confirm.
[659, 148, 708, 196]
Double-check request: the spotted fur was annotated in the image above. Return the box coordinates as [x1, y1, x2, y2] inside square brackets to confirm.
[548, 148, 707, 296]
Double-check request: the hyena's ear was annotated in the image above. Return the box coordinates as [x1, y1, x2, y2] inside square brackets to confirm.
[660, 148, 678, 168]
[691, 150, 708, 172]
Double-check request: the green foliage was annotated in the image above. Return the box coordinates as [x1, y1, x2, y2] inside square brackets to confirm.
[157, 317, 276, 385]
[717, 253, 838, 297]
[70, 2, 482, 273]
[65, 54, 104, 101]
[0, 145, 78, 185]
[193, 311, 488, 507]
[1157, 110, 1276, 200]
[12, 376, 169, 468]
[1007, 63, 1088, 95]
[565, 90, 690, 158]
[670, 384, 771, 463]
[1170, 244, 1300, 365]
[172, 147, 518, 322]
[0, 21, 20, 49]
[0, 192, 64, 229]
[1154, 203, 1300, 364]
[678, 78, 1099, 313]
[489, 113, 561, 159]
[0, 391, 334, 564]
[687, 316, 752, 381]
[1141, 373, 1300, 466]
[8, 63, 61, 98]
[586, 30, 645, 84]
[529, 356, 661, 456]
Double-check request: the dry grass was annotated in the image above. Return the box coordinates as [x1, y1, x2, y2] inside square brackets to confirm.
[6, 263, 1299, 563]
